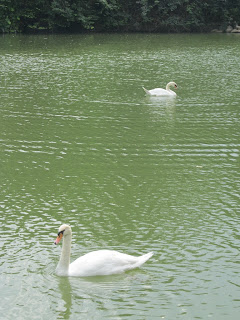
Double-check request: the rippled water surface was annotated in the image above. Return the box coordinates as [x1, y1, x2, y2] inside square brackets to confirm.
[0, 33, 240, 319]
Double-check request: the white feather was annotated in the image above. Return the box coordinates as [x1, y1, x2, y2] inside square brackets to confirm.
[54, 224, 153, 277]
[143, 81, 178, 96]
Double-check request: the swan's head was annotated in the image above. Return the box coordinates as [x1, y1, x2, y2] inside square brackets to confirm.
[167, 82, 178, 89]
[54, 224, 71, 245]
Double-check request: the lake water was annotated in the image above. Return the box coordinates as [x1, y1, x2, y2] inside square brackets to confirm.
[0, 33, 239, 319]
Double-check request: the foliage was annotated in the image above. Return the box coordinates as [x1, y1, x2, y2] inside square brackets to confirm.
[0, 0, 239, 33]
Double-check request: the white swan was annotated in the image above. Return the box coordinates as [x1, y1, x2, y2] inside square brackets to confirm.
[143, 82, 178, 96]
[54, 224, 153, 277]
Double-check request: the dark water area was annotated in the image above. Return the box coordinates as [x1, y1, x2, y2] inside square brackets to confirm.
[0, 33, 239, 319]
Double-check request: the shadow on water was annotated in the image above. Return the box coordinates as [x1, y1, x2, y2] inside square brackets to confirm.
[56, 270, 153, 319]
[144, 95, 177, 124]
[56, 274, 124, 319]
[57, 277, 73, 320]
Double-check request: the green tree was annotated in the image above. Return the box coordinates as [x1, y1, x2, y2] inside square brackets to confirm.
[0, 0, 239, 33]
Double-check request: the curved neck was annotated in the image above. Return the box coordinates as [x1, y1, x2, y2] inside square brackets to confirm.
[166, 83, 172, 91]
[56, 233, 71, 276]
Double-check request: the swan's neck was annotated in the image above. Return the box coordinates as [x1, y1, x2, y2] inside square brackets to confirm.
[56, 233, 71, 276]
[166, 83, 172, 91]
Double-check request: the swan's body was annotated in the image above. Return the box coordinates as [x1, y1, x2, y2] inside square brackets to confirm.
[143, 82, 178, 96]
[54, 224, 153, 277]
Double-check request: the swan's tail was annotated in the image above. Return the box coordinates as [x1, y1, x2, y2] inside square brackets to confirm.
[116, 251, 153, 274]
[142, 87, 150, 95]
[137, 252, 153, 266]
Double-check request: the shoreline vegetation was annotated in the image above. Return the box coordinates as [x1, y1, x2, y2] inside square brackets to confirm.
[0, 0, 240, 34]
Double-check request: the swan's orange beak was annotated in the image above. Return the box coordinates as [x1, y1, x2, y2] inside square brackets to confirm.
[54, 232, 63, 245]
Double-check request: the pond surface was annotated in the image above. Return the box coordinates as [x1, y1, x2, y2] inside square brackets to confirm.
[0, 33, 239, 319]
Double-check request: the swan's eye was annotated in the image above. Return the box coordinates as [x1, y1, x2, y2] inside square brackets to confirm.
[58, 230, 64, 236]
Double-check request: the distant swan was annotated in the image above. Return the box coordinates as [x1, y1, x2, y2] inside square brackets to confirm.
[54, 224, 153, 277]
[143, 82, 178, 96]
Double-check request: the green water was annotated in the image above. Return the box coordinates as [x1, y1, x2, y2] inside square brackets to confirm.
[0, 33, 239, 319]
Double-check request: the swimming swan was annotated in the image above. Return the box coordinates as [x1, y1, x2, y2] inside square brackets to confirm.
[54, 224, 153, 277]
[143, 82, 178, 96]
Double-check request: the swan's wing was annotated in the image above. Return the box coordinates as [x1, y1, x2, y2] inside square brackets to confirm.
[69, 250, 153, 277]
[143, 87, 166, 95]
[149, 88, 176, 96]
[148, 88, 168, 95]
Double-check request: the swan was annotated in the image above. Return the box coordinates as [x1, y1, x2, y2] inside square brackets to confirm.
[54, 224, 153, 277]
[143, 82, 178, 96]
